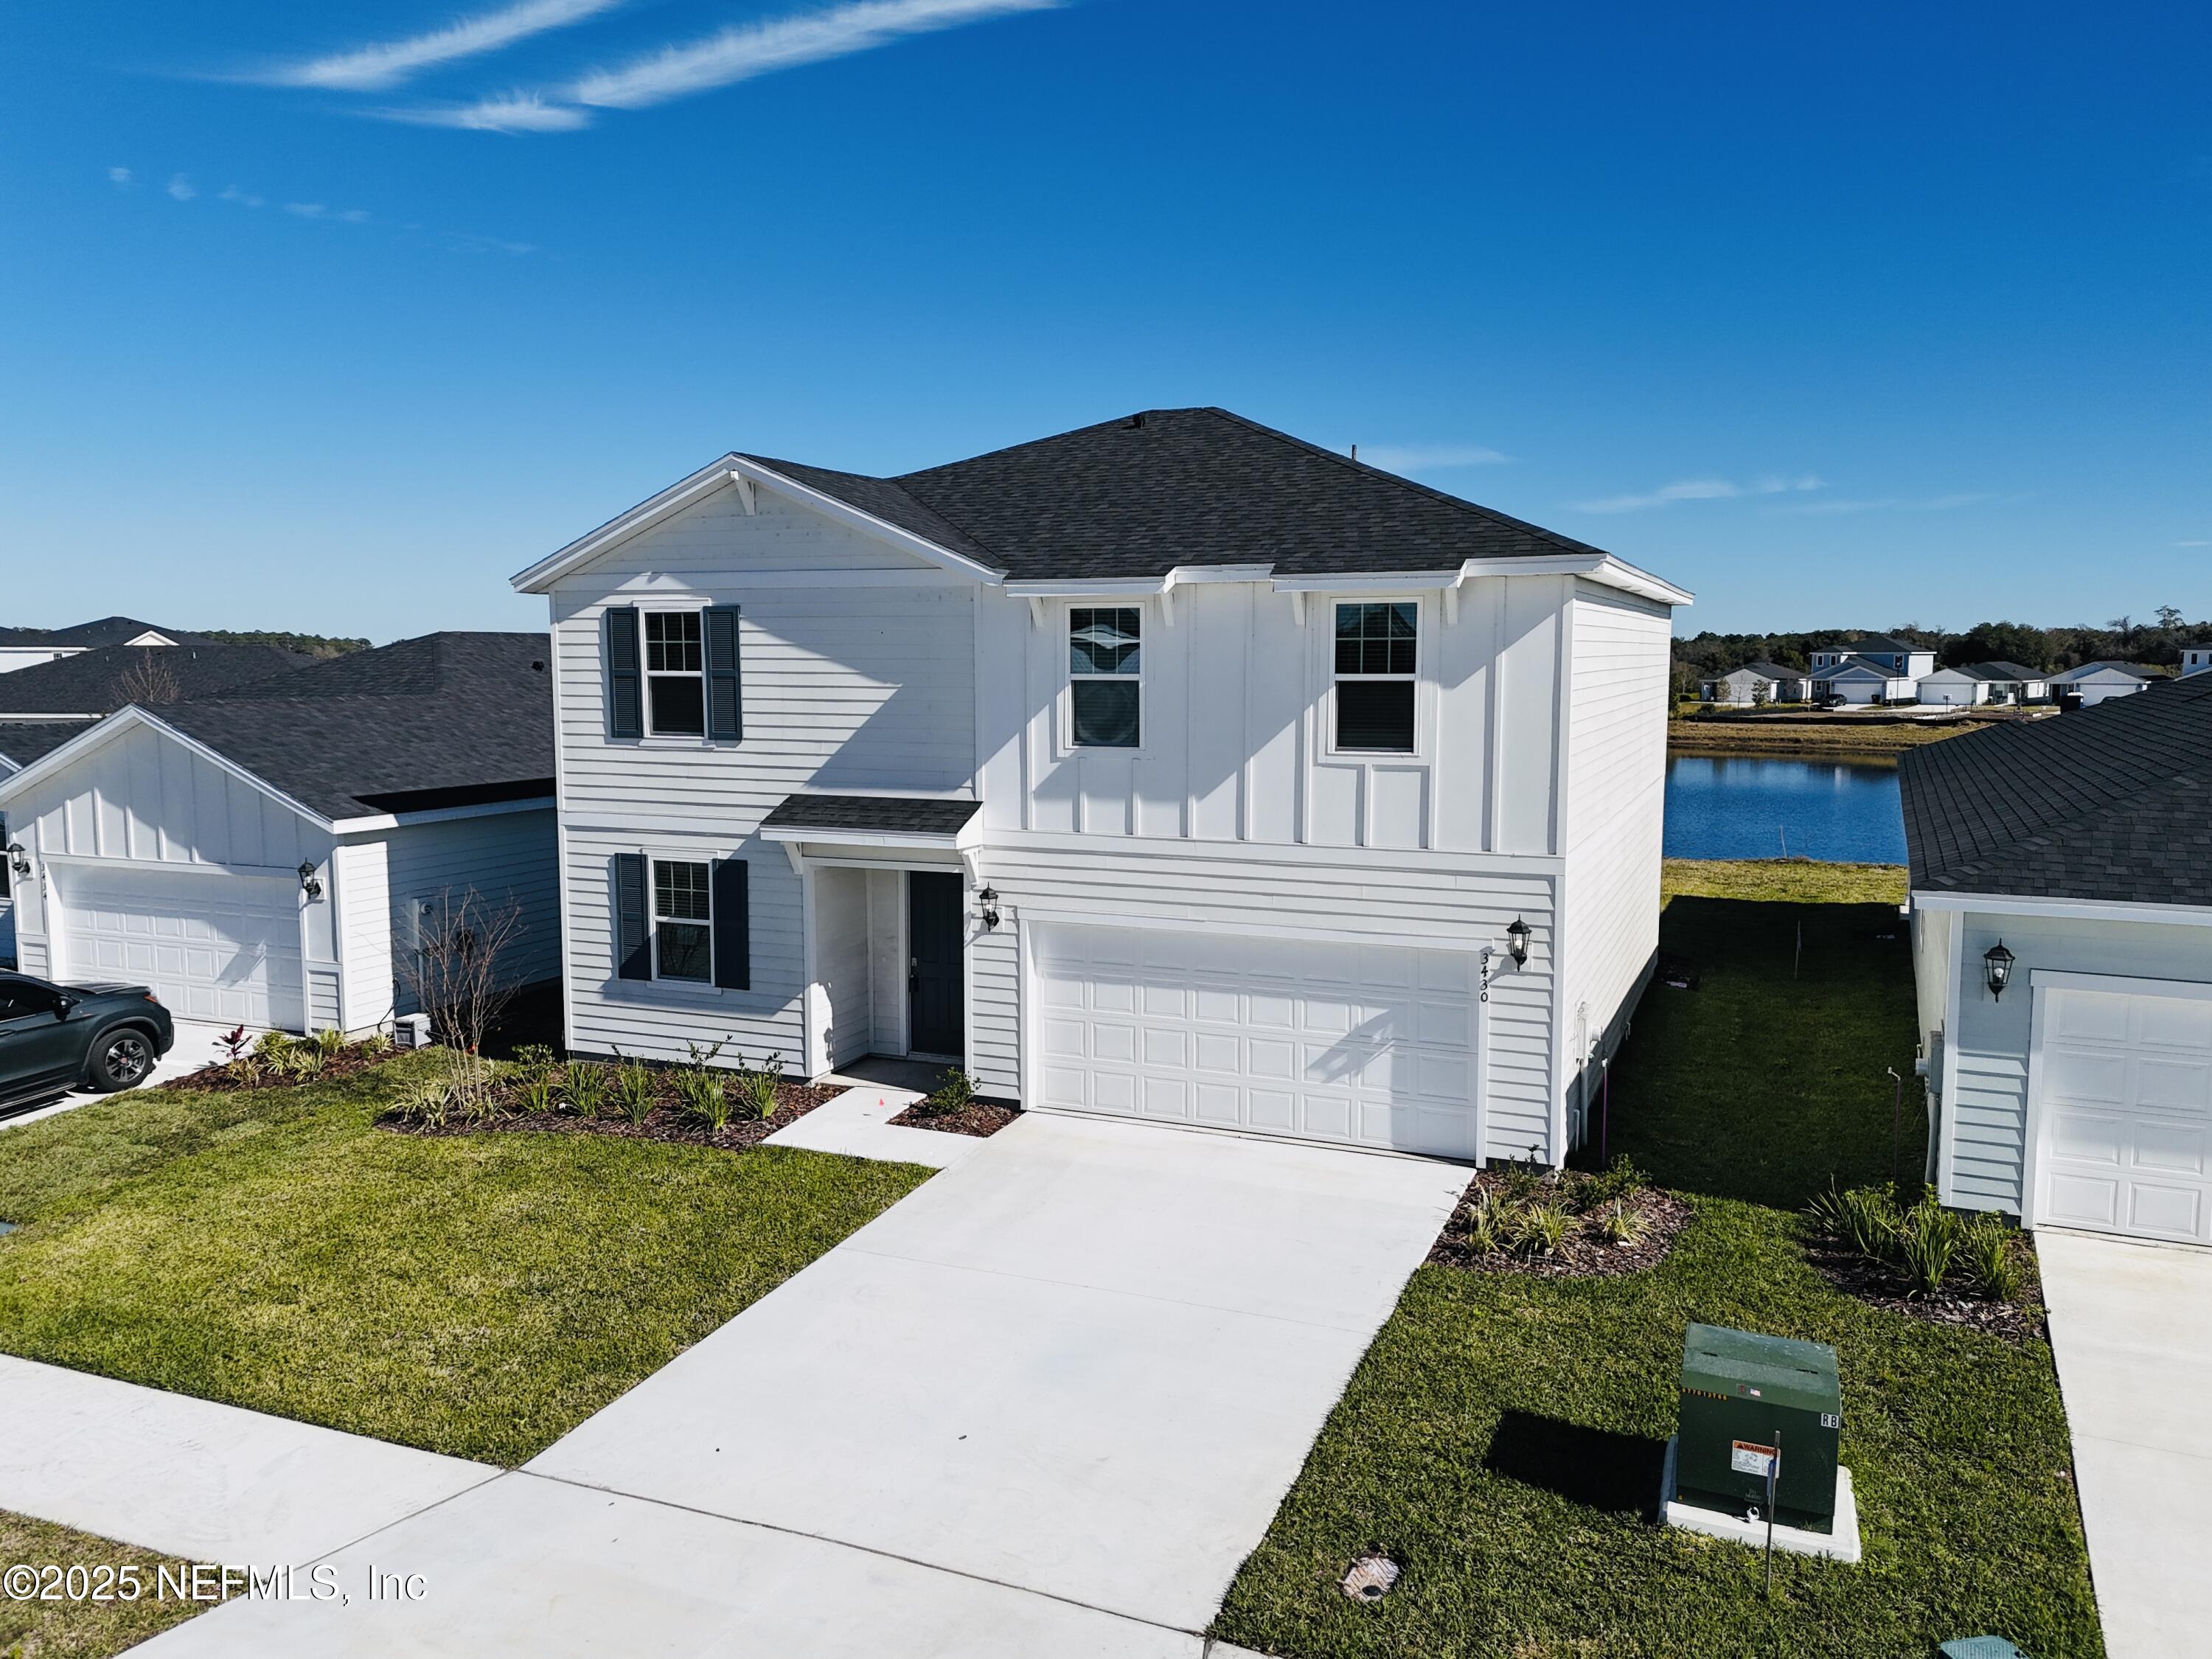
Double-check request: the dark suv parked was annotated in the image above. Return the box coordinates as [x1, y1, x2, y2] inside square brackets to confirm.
[0, 971, 174, 1111]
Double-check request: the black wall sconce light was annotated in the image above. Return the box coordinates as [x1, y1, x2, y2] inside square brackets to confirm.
[5, 842, 28, 881]
[978, 884, 1001, 931]
[1506, 917, 1531, 967]
[1983, 940, 2015, 1001]
[297, 860, 324, 901]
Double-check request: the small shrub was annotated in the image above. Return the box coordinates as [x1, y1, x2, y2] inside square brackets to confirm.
[252, 1030, 294, 1062]
[313, 1027, 347, 1057]
[1582, 1155, 1646, 1209]
[566, 1063, 610, 1118]
[1600, 1199, 1643, 1245]
[358, 1032, 394, 1058]
[1461, 1192, 1508, 1255]
[393, 1079, 449, 1129]
[1512, 1201, 1571, 1258]
[678, 1068, 732, 1133]
[1501, 1164, 1544, 1206]
[732, 1051, 783, 1121]
[913, 1067, 976, 1121]
[282, 1047, 327, 1081]
[1896, 1196, 1966, 1298]
[616, 1060, 656, 1126]
[217, 1024, 251, 1062]
[224, 1055, 263, 1087]
[1807, 1181, 1903, 1263]
[1965, 1216, 2020, 1301]
[518, 1073, 556, 1116]
[514, 1043, 559, 1081]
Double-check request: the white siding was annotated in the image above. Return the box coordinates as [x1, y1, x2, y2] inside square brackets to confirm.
[815, 866, 872, 1069]
[1558, 585, 1672, 1144]
[1939, 908, 2212, 1214]
[970, 916, 1019, 1098]
[334, 839, 392, 1034]
[367, 807, 560, 1020]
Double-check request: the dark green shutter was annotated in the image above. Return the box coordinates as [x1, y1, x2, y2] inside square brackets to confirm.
[615, 853, 651, 981]
[705, 605, 742, 742]
[606, 608, 642, 740]
[712, 858, 750, 990]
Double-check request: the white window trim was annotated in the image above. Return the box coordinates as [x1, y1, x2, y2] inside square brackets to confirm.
[1325, 596, 1425, 760]
[650, 855, 714, 984]
[1060, 602, 1147, 757]
[641, 607, 709, 741]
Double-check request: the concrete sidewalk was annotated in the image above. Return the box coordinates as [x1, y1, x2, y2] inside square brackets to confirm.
[2039, 1229, 2212, 1659]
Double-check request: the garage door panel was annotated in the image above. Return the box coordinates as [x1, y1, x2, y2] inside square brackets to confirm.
[2133, 1122, 2208, 1176]
[2047, 1172, 2121, 1229]
[2141, 1001, 2212, 1050]
[2139, 1059, 2212, 1113]
[2050, 1110, 2126, 1166]
[2045, 1048, 2128, 1105]
[2051, 990, 2132, 1043]
[2128, 1183, 2202, 1239]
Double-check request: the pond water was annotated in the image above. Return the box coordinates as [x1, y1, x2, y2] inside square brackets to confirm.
[1663, 754, 1905, 863]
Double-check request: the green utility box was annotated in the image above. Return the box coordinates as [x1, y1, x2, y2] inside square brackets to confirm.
[1675, 1323, 1842, 1530]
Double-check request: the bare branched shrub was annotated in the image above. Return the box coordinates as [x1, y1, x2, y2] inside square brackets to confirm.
[400, 887, 526, 1057]
[111, 648, 182, 708]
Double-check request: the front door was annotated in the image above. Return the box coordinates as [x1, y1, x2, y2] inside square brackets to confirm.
[907, 872, 964, 1059]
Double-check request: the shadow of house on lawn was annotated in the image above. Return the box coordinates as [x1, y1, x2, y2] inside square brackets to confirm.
[1597, 895, 1923, 1212]
[1483, 1409, 1669, 1522]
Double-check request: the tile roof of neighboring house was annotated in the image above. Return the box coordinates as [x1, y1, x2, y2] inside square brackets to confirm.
[742, 407, 1619, 582]
[2050, 660, 2164, 681]
[0, 616, 195, 649]
[0, 722, 92, 774]
[761, 794, 981, 837]
[0, 642, 310, 715]
[1899, 673, 2212, 906]
[9, 633, 555, 822]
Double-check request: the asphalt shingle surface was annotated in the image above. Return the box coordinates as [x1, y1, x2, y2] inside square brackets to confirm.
[0, 642, 308, 714]
[762, 795, 981, 836]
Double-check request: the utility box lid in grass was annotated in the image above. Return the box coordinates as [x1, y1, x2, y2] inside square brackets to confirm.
[1677, 1322, 1842, 1528]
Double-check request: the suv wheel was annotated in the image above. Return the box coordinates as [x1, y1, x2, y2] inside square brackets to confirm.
[87, 1026, 156, 1093]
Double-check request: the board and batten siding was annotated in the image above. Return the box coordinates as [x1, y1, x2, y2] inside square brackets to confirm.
[1937, 907, 2212, 1214]
[1557, 584, 1672, 1141]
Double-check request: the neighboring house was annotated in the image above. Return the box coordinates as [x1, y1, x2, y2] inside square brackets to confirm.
[511, 406, 1691, 1166]
[0, 634, 559, 1032]
[1809, 655, 1917, 705]
[2048, 660, 2164, 706]
[0, 616, 188, 675]
[1916, 660, 2051, 707]
[2180, 643, 2211, 678]
[1900, 672, 2212, 1245]
[0, 640, 308, 728]
[1699, 661, 1806, 705]
[1808, 634, 1936, 682]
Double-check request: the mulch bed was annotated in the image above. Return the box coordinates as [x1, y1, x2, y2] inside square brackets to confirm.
[886, 1101, 1020, 1138]
[386, 1079, 845, 1153]
[1427, 1169, 1691, 1279]
[1803, 1235, 2048, 1342]
[161, 1046, 389, 1093]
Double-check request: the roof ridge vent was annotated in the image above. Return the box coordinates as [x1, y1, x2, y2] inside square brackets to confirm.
[1129, 412, 1145, 428]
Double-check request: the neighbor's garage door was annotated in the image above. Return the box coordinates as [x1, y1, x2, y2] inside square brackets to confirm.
[55, 863, 305, 1030]
[2035, 981, 2212, 1244]
[1033, 923, 1479, 1158]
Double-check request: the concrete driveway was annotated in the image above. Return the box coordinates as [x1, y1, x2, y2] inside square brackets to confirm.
[2039, 1229, 2212, 1659]
[141, 1112, 1466, 1655]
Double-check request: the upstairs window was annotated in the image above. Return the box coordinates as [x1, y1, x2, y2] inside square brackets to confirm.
[1070, 607, 1141, 747]
[644, 612, 705, 736]
[1334, 602, 1416, 752]
[653, 859, 713, 981]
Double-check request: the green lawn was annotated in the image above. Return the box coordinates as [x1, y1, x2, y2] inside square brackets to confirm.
[0, 1054, 929, 1466]
[1214, 859, 2103, 1659]
[0, 1511, 204, 1658]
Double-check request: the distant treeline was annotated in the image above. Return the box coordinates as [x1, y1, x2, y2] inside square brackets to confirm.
[197, 630, 369, 658]
[1672, 609, 2208, 692]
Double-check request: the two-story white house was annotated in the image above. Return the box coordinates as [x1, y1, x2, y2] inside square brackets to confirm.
[513, 408, 1690, 1166]
[2183, 643, 2212, 678]
[1806, 634, 1935, 704]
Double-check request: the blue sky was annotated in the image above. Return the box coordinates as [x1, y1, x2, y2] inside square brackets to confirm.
[2, 1, 2206, 641]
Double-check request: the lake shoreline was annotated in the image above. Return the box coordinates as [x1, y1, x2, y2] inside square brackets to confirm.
[1668, 719, 1975, 758]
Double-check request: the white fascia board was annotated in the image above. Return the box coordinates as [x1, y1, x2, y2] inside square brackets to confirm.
[1004, 577, 1169, 598]
[330, 796, 557, 835]
[0, 706, 333, 829]
[1455, 554, 1693, 608]
[1271, 571, 1458, 593]
[512, 454, 1005, 594]
[1908, 888, 2212, 928]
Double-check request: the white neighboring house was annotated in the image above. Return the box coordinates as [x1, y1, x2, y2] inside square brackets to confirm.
[0, 616, 184, 675]
[0, 634, 560, 1032]
[1902, 672, 2212, 1245]
[1916, 661, 2052, 707]
[512, 406, 1692, 1166]
[2178, 643, 2211, 678]
[2048, 660, 2165, 706]
[1699, 661, 1806, 706]
[1808, 655, 1918, 705]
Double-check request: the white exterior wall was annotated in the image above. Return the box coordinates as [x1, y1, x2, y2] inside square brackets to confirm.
[0, 648, 81, 675]
[333, 840, 392, 1034]
[814, 865, 872, 1069]
[1558, 585, 1672, 1145]
[1921, 902, 2212, 1214]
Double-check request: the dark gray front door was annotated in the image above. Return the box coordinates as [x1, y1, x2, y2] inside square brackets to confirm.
[907, 872, 964, 1058]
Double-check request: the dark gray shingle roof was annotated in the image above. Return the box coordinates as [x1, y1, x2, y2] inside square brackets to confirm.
[0, 642, 308, 715]
[0, 616, 195, 649]
[762, 795, 981, 837]
[744, 407, 1617, 582]
[1899, 674, 2212, 906]
[0, 722, 94, 773]
[146, 633, 554, 821]
[1964, 661, 2045, 680]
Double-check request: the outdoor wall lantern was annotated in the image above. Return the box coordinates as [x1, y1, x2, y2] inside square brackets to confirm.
[297, 860, 324, 901]
[977, 885, 1001, 931]
[1983, 940, 2015, 1001]
[1506, 917, 1531, 967]
[5, 843, 27, 880]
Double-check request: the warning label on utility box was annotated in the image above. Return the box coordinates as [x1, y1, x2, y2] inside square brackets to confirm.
[1730, 1440, 1778, 1478]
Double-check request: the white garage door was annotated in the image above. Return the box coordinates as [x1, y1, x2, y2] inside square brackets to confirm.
[1033, 924, 1480, 1158]
[2035, 982, 2212, 1244]
[55, 864, 305, 1030]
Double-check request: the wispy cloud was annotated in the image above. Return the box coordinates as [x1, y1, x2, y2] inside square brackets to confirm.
[2174, 539, 2211, 547]
[106, 166, 534, 254]
[108, 166, 133, 187]
[1358, 443, 1509, 472]
[1573, 474, 1824, 514]
[218, 184, 265, 207]
[167, 173, 197, 201]
[380, 0, 1060, 131]
[255, 0, 627, 92]
[1772, 492, 1994, 517]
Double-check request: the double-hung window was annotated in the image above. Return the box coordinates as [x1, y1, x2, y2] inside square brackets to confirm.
[653, 859, 713, 981]
[1334, 602, 1417, 752]
[644, 612, 706, 736]
[1069, 607, 1141, 748]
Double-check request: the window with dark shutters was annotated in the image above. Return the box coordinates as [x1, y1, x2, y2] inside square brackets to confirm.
[705, 606, 742, 742]
[614, 853, 651, 981]
[606, 608, 643, 740]
[712, 858, 750, 990]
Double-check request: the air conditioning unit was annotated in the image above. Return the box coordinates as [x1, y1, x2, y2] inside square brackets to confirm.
[393, 1012, 431, 1051]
